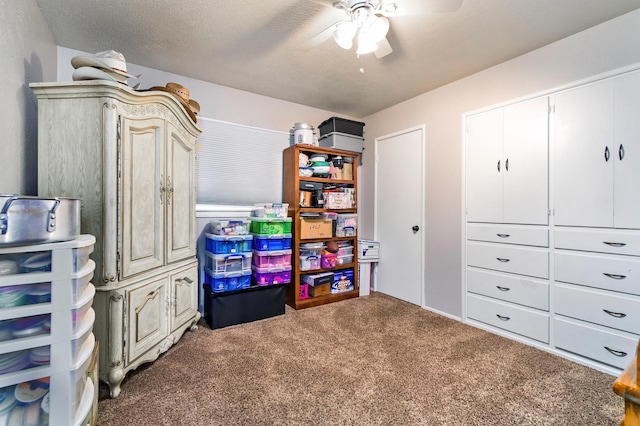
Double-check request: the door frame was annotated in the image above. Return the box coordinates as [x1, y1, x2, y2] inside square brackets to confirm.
[373, 125, 426, 307]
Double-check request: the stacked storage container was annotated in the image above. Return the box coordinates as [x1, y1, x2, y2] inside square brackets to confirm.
[204, 219, 253, 293]
[0, 235, 97, 426]
[317, 117, 365, 153]
[250, 216, 292, 286]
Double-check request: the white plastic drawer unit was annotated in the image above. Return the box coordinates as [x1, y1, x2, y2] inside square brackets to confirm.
[554, 317, 639, 370]
[466, 294, 549, 343]
[466, 268, 549, 311]
[467, 223, 549, 247]
[466, 241, 549, 279]
[555, 250, 640, 296]
[555, 228, 640, 257]
[555, 284, 640, 334]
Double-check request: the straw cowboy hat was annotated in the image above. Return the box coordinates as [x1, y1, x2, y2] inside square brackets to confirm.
[148, 82, 200, 122]
[71, 50, 140, 83]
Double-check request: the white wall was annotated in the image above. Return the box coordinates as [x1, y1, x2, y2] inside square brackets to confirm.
[361, 9, 640, 318]
[57, 47, 347, 133]
[0, 0, 57, 194]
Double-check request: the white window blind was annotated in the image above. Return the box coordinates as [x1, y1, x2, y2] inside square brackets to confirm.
[196, 118, 291, 204]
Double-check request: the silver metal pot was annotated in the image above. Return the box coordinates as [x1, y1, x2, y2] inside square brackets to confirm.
[0, 195, 80, 247]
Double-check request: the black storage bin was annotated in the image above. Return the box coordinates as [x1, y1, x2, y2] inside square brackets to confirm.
[318, 117, 365, 137]
[203, 284, 286, 329]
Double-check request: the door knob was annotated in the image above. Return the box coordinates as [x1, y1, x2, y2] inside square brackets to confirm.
[412, 225, 419, 233]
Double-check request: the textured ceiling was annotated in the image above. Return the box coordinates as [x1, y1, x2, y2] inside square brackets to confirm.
[35, 0, 640, 117]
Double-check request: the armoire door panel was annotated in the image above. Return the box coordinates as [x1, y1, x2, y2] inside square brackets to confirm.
[170, 265, 198, 331]
[503, 97, 549, 225]
[166, 122, 196, 264]
[465, 108, 504, 223]
[127, 277, 168, 363]
[121, 117, 165, 278]
[554, 80, 614, 227]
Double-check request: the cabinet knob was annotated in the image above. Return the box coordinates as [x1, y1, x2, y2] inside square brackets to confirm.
[412, 225, 419, 233]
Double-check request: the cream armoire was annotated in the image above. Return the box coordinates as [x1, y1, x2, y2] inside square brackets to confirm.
[31, 81, 202, 397]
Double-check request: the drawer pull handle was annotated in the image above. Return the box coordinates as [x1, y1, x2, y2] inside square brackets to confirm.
[496, 258, 510, 263]
[603, 309, 627, 318]
[496, 314, 510, 321]
[496, 233, 510, 238]
[604, 346, 628, 357]
[603, 272, 626, 280]
[603, 241, 626, 248]
[496, 286, 510, 292]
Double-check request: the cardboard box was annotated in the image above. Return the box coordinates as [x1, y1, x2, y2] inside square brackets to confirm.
[299, 217, 333, 239]
[308, 282, 330, 297]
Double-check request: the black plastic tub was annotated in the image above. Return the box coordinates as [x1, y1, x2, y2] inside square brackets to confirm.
[318, 117, 365, 137]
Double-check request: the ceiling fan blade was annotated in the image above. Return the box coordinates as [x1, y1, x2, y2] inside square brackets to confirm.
[301, 21, 340, 51]
[306, 0, 333, 5]
[374, 37, 393, 58]
[384, 0, 463, 16]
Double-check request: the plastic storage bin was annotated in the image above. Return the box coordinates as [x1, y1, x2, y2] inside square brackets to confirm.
[252, 234, 292, 251]
[249, 217, 292, 235]
[71, 284, 95, 333]
[252, 203, 289, 219]
[205, 234, 253, 254]
[209, 219, 251, 236]
[318, 117, 365, 137]
[336, 214, 358, 237]
[71, 261, 94, 303]
[252, 265, 292, 286]
[252, 250, 292, 269]
[205, 252, 252, 274]
[337, 254, 354, 266]
[69, 340, 94, 415]
[204, 269, 252, 293]
[337, 245, 353, 256]
[318, 132, 364, 153]
[72, 244, 94, 272]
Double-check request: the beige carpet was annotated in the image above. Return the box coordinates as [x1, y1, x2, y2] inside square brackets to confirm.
[97, 292, 623, 425]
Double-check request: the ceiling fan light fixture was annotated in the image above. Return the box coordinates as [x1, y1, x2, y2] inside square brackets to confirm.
[333, 21, 357, 49]
[356, 32, 378, 55]
[365, 16, 389, 43]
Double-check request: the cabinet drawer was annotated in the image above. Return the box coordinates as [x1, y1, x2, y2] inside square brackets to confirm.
[555, 228, 640, 256]
[466, 294, 549, 343]
[555, 284, 640, 334]
[466, 242, 549, 278]
[555, 251, 640, 296]
[467, 224, 548, 247]
[554, 317, 638, 370]
[467, 268, 549, 310]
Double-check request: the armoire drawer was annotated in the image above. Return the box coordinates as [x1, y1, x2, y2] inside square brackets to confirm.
[554, 317, 638, 370]
[467, 224, 549, 247]
[555, 284, 640, 334]
[466, 294, 549, 343]
[466, 268, 549, 311]
[466, 242, 549, 279]
[555, 228, 640, 257]
[555, 251, 640, 296]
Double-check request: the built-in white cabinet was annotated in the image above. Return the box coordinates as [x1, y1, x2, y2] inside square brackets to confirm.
[31, 81, 202, 397]
[466, 96, 549, 225]
[464, 66, 640, 376]
[554, 71, 640, 228]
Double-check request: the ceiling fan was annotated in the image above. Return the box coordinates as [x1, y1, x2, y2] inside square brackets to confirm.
[306, 0, 464, 59]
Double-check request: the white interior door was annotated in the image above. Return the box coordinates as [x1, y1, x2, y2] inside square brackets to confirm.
[374, 126, 424, 306]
